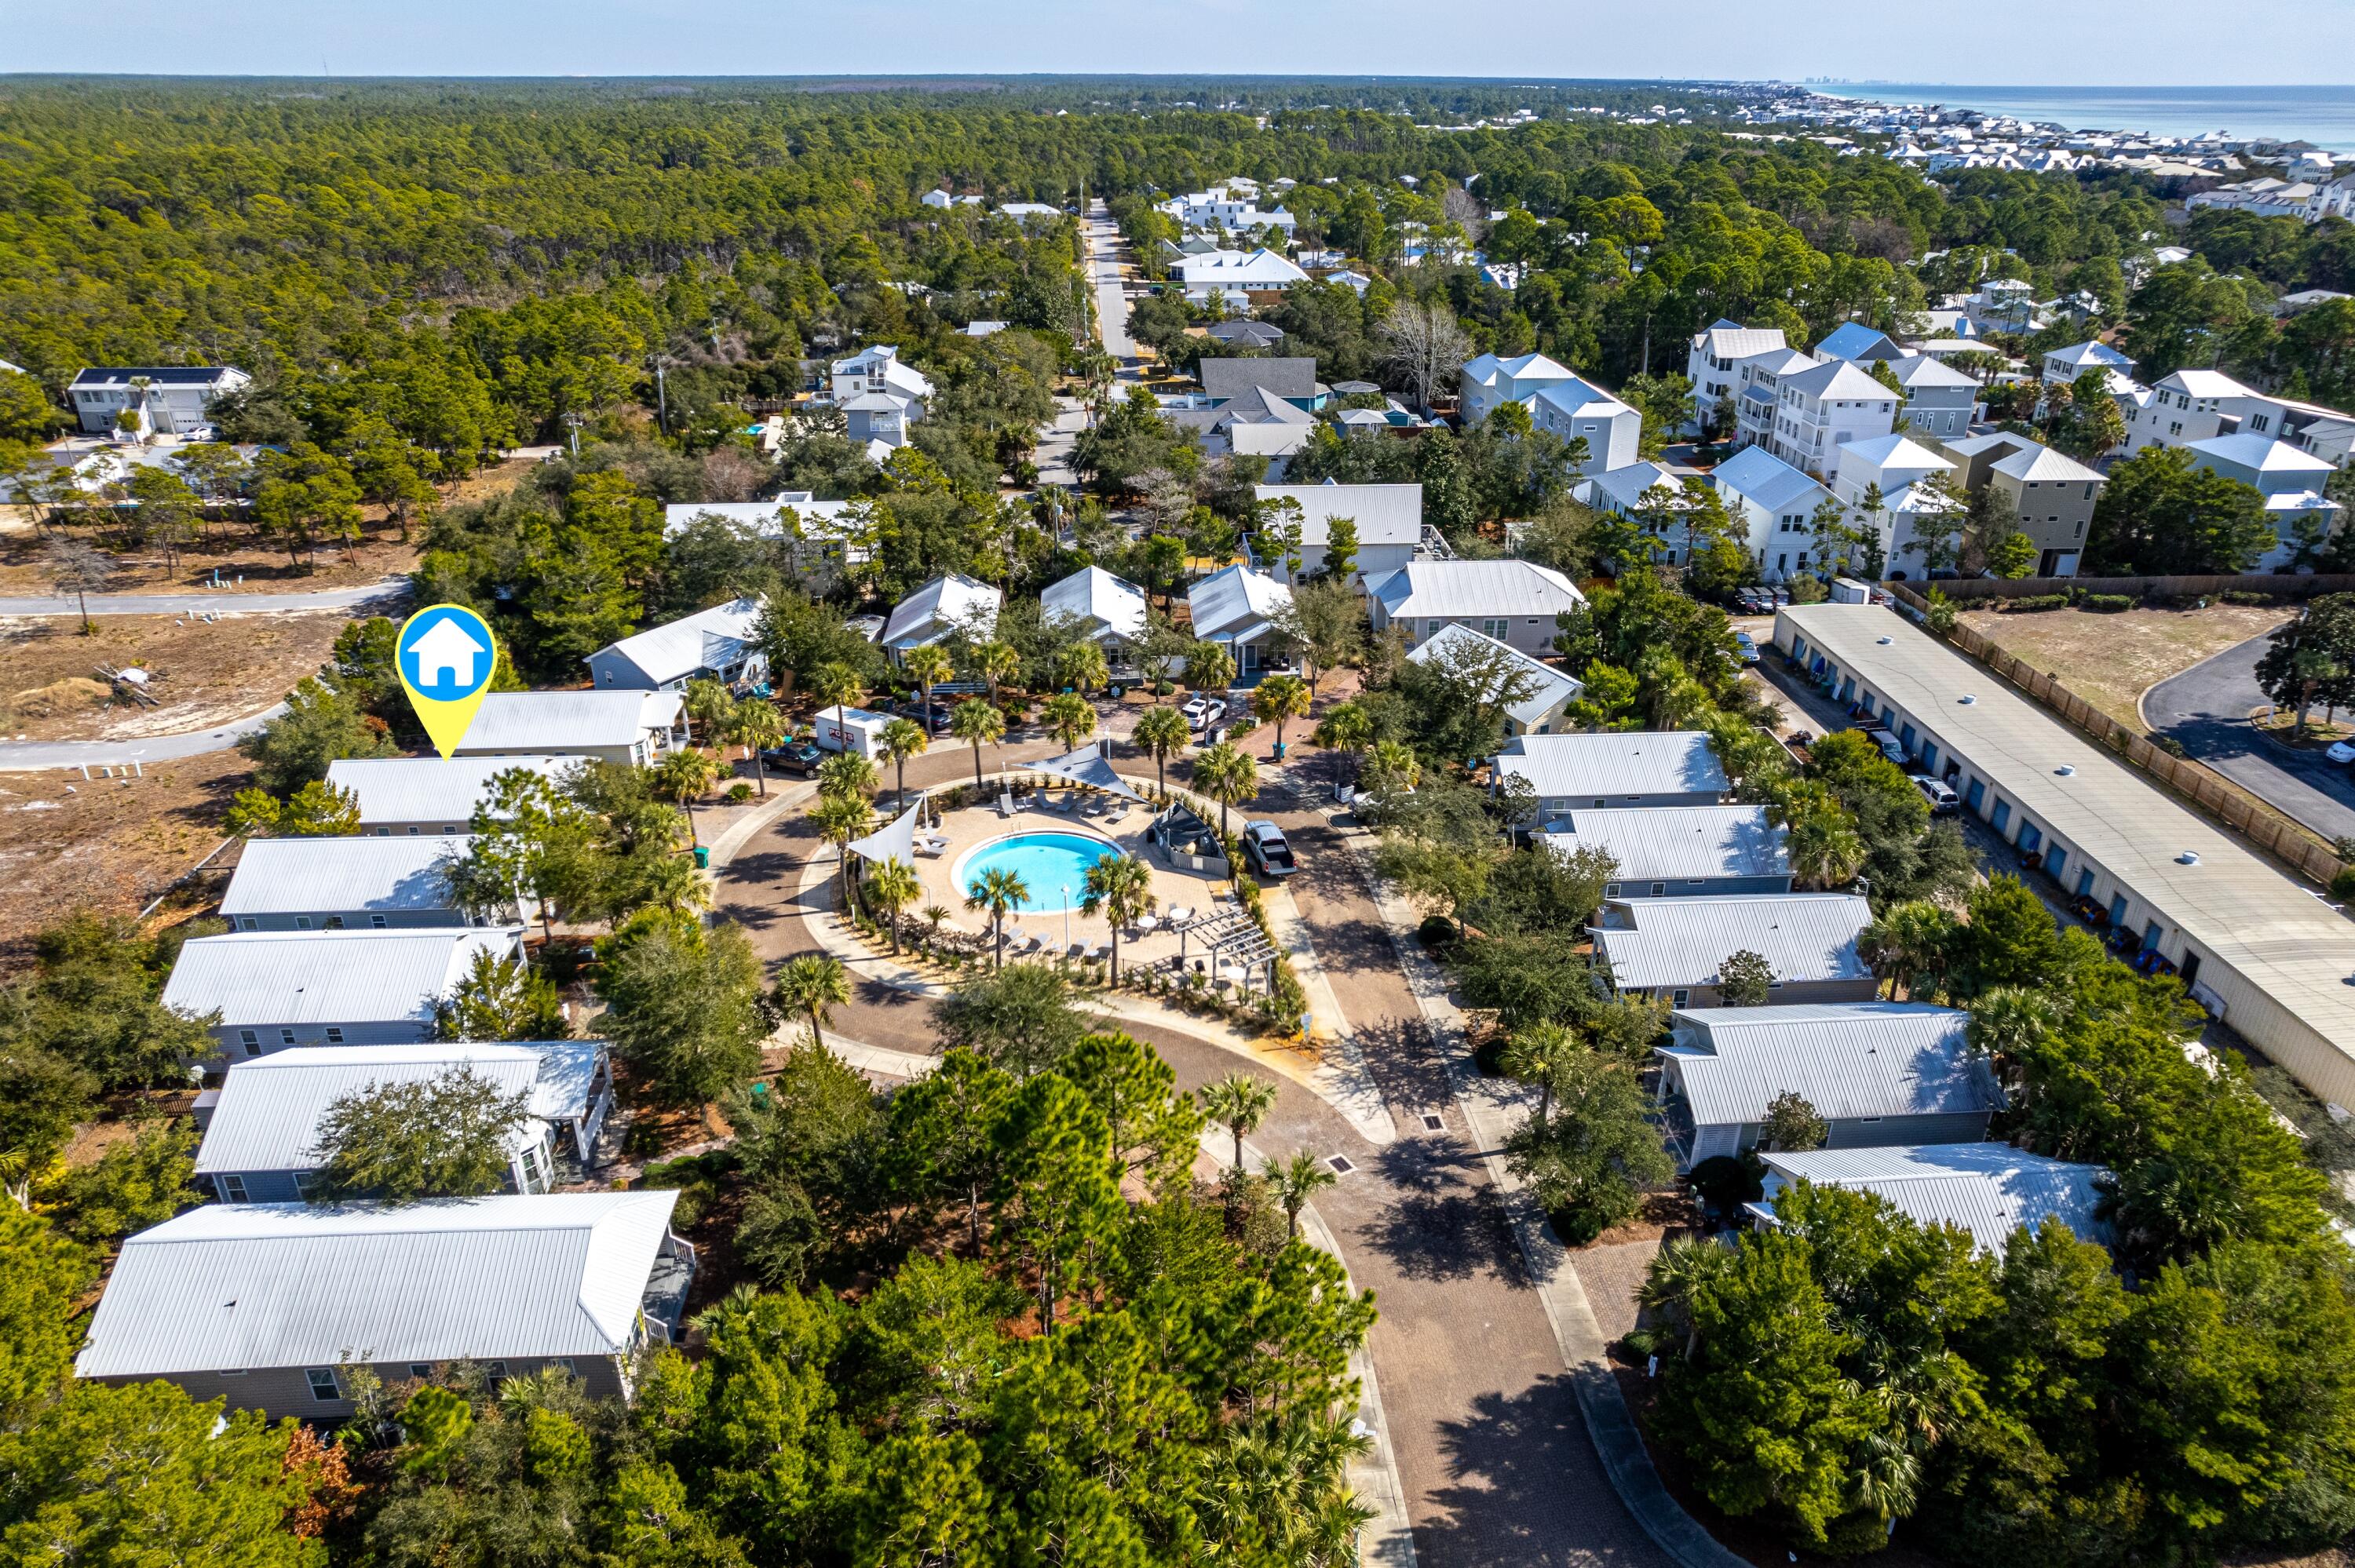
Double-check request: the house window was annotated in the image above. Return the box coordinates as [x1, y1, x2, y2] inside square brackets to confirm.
[1671, 989, 1691, 1008]
[238, 1030, 261, 1056]
[370, 914, 389, 928]
[519, 1144, 545, 1192]
[375, 827, 391, 837]
[407, 826, 420, 835]
[1481, 618, 1508, 639]
[307, 1369, 344, 1402]
[410, 1364, 434, 1381]
[1648, 882, 1667, 898]
[487, 1362, 509, 1384]
[323, 916, 344, 930]
[279, 1029, 296, 1047]
[217, 1174, 248, 1203]
[553, 1358, 576, 1377]
[1605, 883, 1622, 897]
[293, 917, 310, 930]
[324, 1028, 345, 1045]
[217, 1369, 246, 1377]
[238, 917, 259, 932]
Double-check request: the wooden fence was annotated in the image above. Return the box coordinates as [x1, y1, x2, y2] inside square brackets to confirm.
[1882, 583, 2350, 888]
[1923, 571, 2355, 603]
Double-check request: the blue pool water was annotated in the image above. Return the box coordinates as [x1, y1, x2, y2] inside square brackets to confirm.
[958, 831, 1124, 912]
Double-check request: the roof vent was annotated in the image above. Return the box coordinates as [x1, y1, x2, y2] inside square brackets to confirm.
[2179, 851, 2200, 866]
[1959, 694, 1977, 705]
[2055, 765, 2076, 777]
[1877, 636, 1893, 645]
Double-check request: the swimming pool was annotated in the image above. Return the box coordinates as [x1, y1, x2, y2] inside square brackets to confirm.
[955, 831, 1125, 912]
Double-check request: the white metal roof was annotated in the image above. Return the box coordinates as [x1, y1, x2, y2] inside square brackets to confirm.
[1755, 1143, 2109, 1256]
[2156, 367, 2256, 399]
[1178, 249, 1309, 288]
[1662, 1002, 1994, 1125]
[2190, 432, 2337, 478]
[220, 835, 468, 918]
[1371, 560, 1586, 622]
[1594, 893, 1873, 990]
[883, 574, 1002, 649]
[1784, 359, 1894, 401]
[1404, 622, 1583, 729]
[1710, 445, 1827, 514]
[457, 691, 683, 753]
[1838, 432, 1952, 478]
[659, 498, 858, 542]
[588, 598, 763, 686]
[1886, 353, 1977, 391]
[325, 757, 579, 827]
[74, 1191, 680, 1377]
[1991, 442, 2105, 483]
[2044, 340, 2135, 370]
[1492, 730, 1726, 801]
[1530, 376, 1635, 422]
[1188, 563, 1293, 643]
[1780, 603, 2355, 1106]
[1693, 321, 1789, 360]
[1545, 805, 1788, 883]
[1254, 483, 1424, 548]
[1462, 351, 1577, 388]
[1041, 567, 1149, 643]
[161, 928, 524, 1030]
[195, 1041, 605, 1175]
[1581, 460, 1684, 513]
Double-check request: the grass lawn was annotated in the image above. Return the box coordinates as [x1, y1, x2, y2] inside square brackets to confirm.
[1958, 603, 2291, 730]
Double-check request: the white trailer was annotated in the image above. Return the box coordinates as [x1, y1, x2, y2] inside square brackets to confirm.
[1831, 578, 1874, 604]
[812, 705, 895, 758]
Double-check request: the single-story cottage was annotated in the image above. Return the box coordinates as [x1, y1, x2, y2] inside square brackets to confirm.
[220, 835, 475, 932]
[585, 598, 767, 691]
[326, 756, 579, 837]
[1404, 622, 1583, 736]
[161, 926, 528, 1062]
[1749, 1143, 2109, 1256]
[1186, 564, 1294, 673]
[1367, 560, 1587, 657]
[454, 691, 686, 768]
[1490, 731, 1729, 822]
[882, 574, 1002, 660]
[1543, 805, 1791, 899]
[1590, 893, 1876, 1008]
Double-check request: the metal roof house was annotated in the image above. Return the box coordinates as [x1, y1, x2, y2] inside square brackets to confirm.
[585, 598, 767, 692]
[1709, 445, 1834, 583]
[1653, 1003, 1999, 1168]
[1543, 805, 1791, 899]
[454, 691, 686, 768]
[219, 835, 473, 932]
[327, 756, 579, 837]
[1491, 731, 1728, 822]
[1368, 560, 1587, 657]
[74, 1192, 695, 1420]
[193, 1041, 612, 1203]
[1187, 564, 1294, 672]
[161, 927, 527, 1063]
[1253, 482, 1425, 585]
[68, 365, 251, 437]
[1750, 1143, 2109, 1256]
[1779, 602, 2355, 1110]
[882, 573, 1002, 662]
[1591, 893, 1876, 1008]
[1404, 622, 1583, 736]
[1199, 356, 1321, 405]
[1040, 567, 1149, 649]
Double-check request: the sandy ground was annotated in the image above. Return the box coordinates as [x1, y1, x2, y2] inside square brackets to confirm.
[1957, 602, 2291, 730]
[0, 611, 353, 741]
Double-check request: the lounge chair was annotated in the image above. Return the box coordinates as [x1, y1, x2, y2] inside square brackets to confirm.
[914, 834, 949, 858]
[995, 791, 1016, 818]
[1067, 942, 1088, 961]
[1088, 943, 1113, 963]
[1083, 796, 1107, 816]
[1053, 793, 1075, 814]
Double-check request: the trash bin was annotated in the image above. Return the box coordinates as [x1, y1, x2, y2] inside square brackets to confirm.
[1109, 683, 1126, 701]
[1207, 726, 1226, 746]
[692, 845, 710, 870]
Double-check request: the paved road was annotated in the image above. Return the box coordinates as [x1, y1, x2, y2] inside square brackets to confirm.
[0, 578, 411, 618]
[1084, 199, 1139, 366]
[0, 702, 285, 772]
[716, 741, 1674, 1568]
[2145, 632, 2355, 844]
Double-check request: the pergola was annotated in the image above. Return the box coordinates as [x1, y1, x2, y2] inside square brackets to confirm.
[1169, 907, 1281, 995]
[1021, 743, 1148, 803]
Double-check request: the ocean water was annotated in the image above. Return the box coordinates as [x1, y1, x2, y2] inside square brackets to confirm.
[1826, 84, 2355, 154]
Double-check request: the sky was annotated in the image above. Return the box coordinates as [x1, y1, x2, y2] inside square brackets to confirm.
[5, 0, 2351, 84]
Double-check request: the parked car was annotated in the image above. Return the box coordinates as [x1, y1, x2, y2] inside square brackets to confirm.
[1733, 588, 1769, 614]
[1910, 775, 1960, 815]
[895, 698, 955, 734]
[1241, 821, 1298, 877]
[759, 740, 826, 776]
[1868, 731, 1908, 768]
[1182, 695, 1228, 731]
[2328, 740, 2355, 766]
[1732, 631, 1760, 665]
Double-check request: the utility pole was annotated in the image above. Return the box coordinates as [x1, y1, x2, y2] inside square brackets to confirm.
[564, 411, 586, 458]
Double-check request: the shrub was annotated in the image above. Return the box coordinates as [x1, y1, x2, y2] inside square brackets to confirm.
[2002, 593, 2069, 612]
[638, 1148, 739, 1227]
[2081, 593, 2135, 613]
[2223, 589, 2279, 606]
[725, 782, 754, 804]
[1417, 913, 1459, 952]
[2332, 866, 2355, 902]
[2149, 733, 2188, 757]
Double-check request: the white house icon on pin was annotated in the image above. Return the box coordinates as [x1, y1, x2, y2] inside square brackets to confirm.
[411, 617, 489, 690]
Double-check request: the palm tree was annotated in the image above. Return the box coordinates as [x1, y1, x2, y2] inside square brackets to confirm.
[1199, 1071, 1279, 1173]
[771, 954, 850, 1051]
[903, 644, 954, 723]
[865, 857, 922, 954]
[1184, 640, 1236, 698]
[1312, 702, 1374, 756]
[1133, 706, 1191, 797]
[1362, 740, 1421, 797]
[1499, 1023, 1579, 1121]
[879, 717, 929, 809]
[1640, 1234, 1732, 1359]
[809, 662, 867, 716]
[921, 904, 951, 946]
[963, 866, 1030, 969]
[1042, 691, 1096, 753]
[1250, 673, 1312, 757]
[1783, 799, 1866, 889]
[1057, 640, 1109, 697]
[1191, 742, 1258, 837]
[1261, 1149, 1336, 1238]
[654, 747, 721, 847]
[1859, 899, 1955, 1001]
[817, 750, 877, 802]
[1079, 853, 1156, 983]
[682, 676, 737, 747]
[976, 640, 1022, 707]
[810, 793, 876, 907]
[726, 700, 785, 797]
[950, 697, 1006, 790]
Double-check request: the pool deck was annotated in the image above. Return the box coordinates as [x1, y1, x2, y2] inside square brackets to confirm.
[898, 789, 1237, 971]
